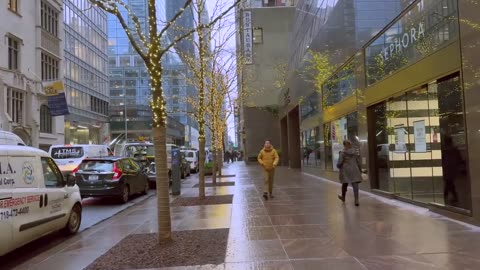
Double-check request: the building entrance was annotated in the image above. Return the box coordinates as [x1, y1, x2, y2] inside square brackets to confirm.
[368, 73, 471, 211]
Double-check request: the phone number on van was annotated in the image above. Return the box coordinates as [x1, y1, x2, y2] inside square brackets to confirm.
[0, 207, 29, 220]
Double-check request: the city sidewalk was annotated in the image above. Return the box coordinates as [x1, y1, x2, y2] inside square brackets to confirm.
[14, 163, 480, 270]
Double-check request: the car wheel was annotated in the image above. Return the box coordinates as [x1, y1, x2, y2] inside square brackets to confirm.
[63, 204, 82, 235]
[142, 181, 149, 195]
[120, 185, 130, 204]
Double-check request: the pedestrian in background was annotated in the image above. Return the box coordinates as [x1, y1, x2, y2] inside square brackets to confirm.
[257, 140, 279, 200]
[337, 140, 362, 206]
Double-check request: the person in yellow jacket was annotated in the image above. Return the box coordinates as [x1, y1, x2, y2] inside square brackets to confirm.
[257, 140, 279, 200]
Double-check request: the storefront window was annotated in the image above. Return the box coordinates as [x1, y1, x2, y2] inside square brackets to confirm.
[300, 92, 319, 120]
[325, 112, 358, 171]
[302, 127, 322, 167]
[323, 60, 356, 107]
[369, 73, 470, 210]
[366, 0, 459, 85]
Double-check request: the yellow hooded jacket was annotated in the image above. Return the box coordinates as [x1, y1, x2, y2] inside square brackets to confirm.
[258, 147, 279, 171]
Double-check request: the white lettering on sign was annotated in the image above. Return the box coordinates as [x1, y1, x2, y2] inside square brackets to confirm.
[379, 22, 425, 61]
[243, 11, 253, 64]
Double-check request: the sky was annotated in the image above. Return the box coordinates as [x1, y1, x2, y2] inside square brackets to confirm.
[205, 0, 238, 146]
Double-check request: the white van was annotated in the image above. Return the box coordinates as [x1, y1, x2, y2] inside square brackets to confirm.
[49, 145, 110, 175]
[0, 145, 82, 256]
[181, 149, 199, 173]
[0, 131, 25, 146]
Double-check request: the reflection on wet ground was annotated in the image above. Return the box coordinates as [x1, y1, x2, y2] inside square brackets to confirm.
[9, 163, 480, 270]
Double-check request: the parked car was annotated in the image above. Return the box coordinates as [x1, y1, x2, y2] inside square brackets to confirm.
[49, 144, 110, 177]
[180, 152, 191, 179]
[146, 162, 157, 188]
[0, 145, 82, 256]
[181, 149, 199, 173]
[73, 157, 149, 203]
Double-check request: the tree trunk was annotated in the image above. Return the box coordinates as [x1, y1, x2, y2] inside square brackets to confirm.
[217, 148, 223, 177]
[198, 137, 206, 199]
[152, 125, 171, 242]
[212, 149, 217, 184]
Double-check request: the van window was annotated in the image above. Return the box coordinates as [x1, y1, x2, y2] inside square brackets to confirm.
[185, 152, 194, 158]
[51, 147, 84, 159]
[41, 157, 64, 188]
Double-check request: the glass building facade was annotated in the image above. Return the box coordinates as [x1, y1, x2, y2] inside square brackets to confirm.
[64, 0, 109, 144]
[108, 0, 192, 145]
[282, 0, 480, 222]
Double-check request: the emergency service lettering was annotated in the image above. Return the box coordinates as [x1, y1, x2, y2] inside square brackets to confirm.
[0, 195, 41, 208]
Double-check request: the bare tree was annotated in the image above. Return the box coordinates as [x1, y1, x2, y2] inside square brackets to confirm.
[89, 0, 239, 242]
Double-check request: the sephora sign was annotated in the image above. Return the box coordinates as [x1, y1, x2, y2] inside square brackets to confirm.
[378, 22, 426, 61]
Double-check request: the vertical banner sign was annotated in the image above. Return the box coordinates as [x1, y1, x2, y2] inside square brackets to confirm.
[243, 11, 253, 64]
[44, 81, 69, 116]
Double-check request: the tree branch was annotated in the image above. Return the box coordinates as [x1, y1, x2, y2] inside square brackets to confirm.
[158, 0, 194, 39]
[89, 0, 148, 62]
[112, 0, 148, 45]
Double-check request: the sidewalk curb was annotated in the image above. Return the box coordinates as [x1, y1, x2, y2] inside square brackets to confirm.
[79, 191, 156, 233]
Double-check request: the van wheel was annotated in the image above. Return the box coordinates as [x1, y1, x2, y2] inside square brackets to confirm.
[120, 185, 130, 204]
[64, 204, 82, 235]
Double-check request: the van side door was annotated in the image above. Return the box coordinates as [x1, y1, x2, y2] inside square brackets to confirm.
[10, 156, 47, 249]
[39, 157, 70, 231]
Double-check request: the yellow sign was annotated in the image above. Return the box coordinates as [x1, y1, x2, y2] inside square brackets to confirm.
[44, 81, 65, 96]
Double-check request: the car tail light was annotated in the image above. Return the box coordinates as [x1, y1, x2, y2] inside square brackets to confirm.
[71, 165, 80, 176]
[113, 162, 122, 180]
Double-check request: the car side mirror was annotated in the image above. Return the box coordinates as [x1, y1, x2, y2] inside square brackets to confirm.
[66, 175, 76, 187]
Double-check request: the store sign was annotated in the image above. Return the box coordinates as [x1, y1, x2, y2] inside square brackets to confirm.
[378, 23, 425, 62]
[366, 0, 459, 85]
[243, 11, 253, 64]
[44, 81, 69, 116]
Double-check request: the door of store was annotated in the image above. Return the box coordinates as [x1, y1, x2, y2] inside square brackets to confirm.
[368, 73, 471, 211]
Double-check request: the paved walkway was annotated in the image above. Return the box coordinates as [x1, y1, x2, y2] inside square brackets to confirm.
[13, 163, 480, 269]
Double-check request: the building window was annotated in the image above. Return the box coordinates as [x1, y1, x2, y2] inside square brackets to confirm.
[8, 0, 18, 13]
[8, 36, 20, 70]
[41, 1, 59, 37]
[41, 53, 59, 80]
[6, 88, 24, 124]
[253, 28, 263, 44]
[40, 105, 53, 133]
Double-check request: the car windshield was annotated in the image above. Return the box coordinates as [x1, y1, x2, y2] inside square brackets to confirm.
[79, 160, 114, 172]
[186, 152, 194, 158]
[51, 147, 84, 159]
[125, 145, 155, 158]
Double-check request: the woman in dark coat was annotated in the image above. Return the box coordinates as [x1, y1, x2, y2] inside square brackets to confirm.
[337, 140, 362, 206]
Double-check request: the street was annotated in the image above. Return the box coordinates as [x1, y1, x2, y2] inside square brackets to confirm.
[0, 191, 155, 270]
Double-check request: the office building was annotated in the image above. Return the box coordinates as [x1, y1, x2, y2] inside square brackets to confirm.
[0, 0, 65, 150]
[63, 0, 109, 144]
[275, 0, 480, 223]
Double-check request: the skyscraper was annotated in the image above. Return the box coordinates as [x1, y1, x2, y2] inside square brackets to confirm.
[108, 0, 186, 145]
[63, 0, 109, 144]
[108, 0, 152, 141]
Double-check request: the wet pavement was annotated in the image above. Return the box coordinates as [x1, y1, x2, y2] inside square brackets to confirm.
[7, 163, 480, 270]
